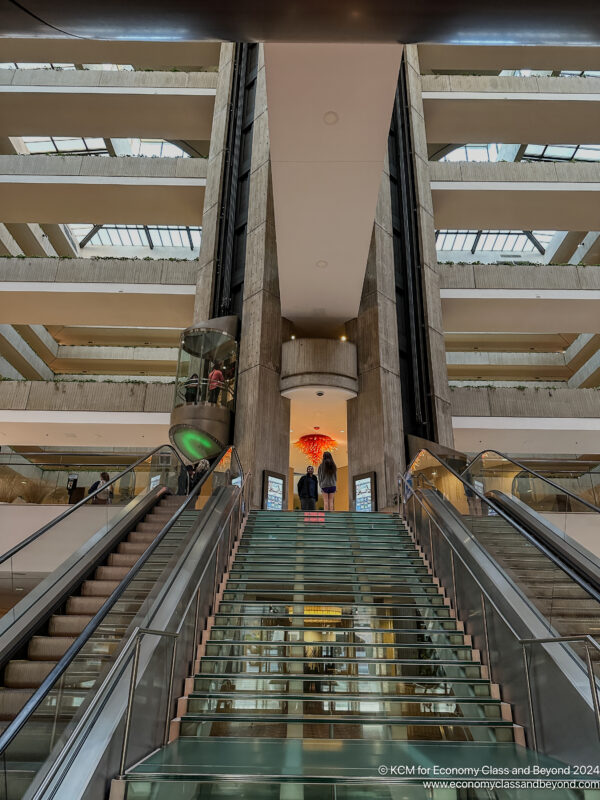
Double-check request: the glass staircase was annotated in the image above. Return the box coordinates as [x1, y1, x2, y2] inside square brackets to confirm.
[116, 510, 562, 799]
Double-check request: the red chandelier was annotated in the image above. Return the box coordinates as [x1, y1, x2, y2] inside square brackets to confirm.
[294, 434, 338, 466]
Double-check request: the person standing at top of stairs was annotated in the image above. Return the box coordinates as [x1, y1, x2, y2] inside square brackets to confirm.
[318, 451, 337, 512]
[298, 465, 319, 511]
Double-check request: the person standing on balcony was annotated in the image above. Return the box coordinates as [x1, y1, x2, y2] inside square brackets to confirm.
[318, 452, 337, 512]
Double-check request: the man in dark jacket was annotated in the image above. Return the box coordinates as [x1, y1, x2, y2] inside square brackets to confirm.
[298, 465, 319, 511]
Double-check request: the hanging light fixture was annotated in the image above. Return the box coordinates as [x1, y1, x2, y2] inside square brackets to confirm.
[294, 433, 338, 466]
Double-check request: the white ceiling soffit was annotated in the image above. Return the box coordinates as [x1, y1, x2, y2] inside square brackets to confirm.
[264, 44, 402, 333]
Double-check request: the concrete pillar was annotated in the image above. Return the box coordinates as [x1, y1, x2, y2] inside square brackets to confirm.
[347, 167, 405, 512]
[233, 46, 290, 508]
[193, 43, 234, 323]
[405, 45, 454, 447]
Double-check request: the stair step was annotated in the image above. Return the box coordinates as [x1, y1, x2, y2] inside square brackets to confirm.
[28, 636, 75, 661]
[48, 614, 92, 637]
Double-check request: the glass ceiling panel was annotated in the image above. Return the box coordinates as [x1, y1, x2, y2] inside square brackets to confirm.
[21, 137, 190, 158]
[23, 136, 109, 155]
[436, 230, 555, 254]
[499, 69, 600, 77]
[442, 143, 600, 164]
[69, 224, 201, 252]
[522, 144, 600, 162]
[0, 63, 133, 70]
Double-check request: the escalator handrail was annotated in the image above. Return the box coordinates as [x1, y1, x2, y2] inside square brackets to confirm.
[0, 445, 237, 756]
[0, 444, 188, 568]
[463, 449, 600, 514]
[405, 447, 600, 606]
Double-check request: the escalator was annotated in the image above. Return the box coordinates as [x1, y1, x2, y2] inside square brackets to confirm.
[0, 445, 225, 800]
[0, 494, 186, 723]
[460, 450, 600, 638]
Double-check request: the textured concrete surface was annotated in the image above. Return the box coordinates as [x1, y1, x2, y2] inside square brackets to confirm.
[0, 257, 199, 285]
[233, 46, 290, 508]
[450, 386, 600, 418]
[0, 380, 173, 413]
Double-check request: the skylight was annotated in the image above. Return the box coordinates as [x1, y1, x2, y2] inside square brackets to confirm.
[441, 144, 600, 164]
[441, 144, 501, 162]
[69, 223, 201, 251]
[22, 137, 190, 158]
[522, 144, 600, 162]
[0, 63, 134, 71]
[23, 136, 108, 155]
[436, 230, 555, 255]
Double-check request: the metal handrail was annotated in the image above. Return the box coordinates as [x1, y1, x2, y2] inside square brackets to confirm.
[404, 448, 600, 605]
[399, 475, 600, 747]
[464, 448, 600, 514]
[0, 444, 188, 568]
[0, 446, 232, 755]
[398, 473, 522, 642]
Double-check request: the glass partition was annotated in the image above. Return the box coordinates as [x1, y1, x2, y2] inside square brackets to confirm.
[174, 326, 237, 412]
[465, 451, 599, 514]
[0, 450, 157, 505]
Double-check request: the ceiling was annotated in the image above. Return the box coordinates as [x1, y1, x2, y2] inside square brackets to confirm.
[2, 1, 600, 44]
[265, 43, 402, 334]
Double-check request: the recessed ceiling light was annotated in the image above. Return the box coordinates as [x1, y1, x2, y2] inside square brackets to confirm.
[323, 110, 339, 125]
[316, 260, 328, 269]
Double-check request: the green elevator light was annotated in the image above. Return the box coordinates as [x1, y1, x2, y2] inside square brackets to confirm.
[173, 427, 220, 461]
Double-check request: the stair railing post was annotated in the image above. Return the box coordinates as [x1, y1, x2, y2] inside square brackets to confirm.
[163, 637, 178, 746]
[521, 641, 538, 753]
[118, 631, 143, 778]
[584, 641, 600, 741]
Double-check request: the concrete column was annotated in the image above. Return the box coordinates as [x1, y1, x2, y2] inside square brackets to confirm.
[233, 46, 290, 508]
[405, 44, 454, 447]
[347, 167, 405, 512]
[194, 43, 234, 323]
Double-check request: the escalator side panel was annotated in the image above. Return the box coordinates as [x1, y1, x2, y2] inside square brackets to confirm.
[418, 489, 600, 764]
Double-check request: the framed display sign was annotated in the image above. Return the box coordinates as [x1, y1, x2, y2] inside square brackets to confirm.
[262, 470, 285, 511]
[353, 471, 377, 512]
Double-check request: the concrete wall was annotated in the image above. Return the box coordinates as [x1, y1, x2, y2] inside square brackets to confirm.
[347, 169, 405, 512]
[281, 339, 358, 394]
[0, 257, 199, 286]
[233, 46, 290, 508]
[450, 386, 600, 418]
[0, 380, 173, 413]
[405, 44, 454, 447]
[440, 264, 600, 291]
[193, 43, 235, 323]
